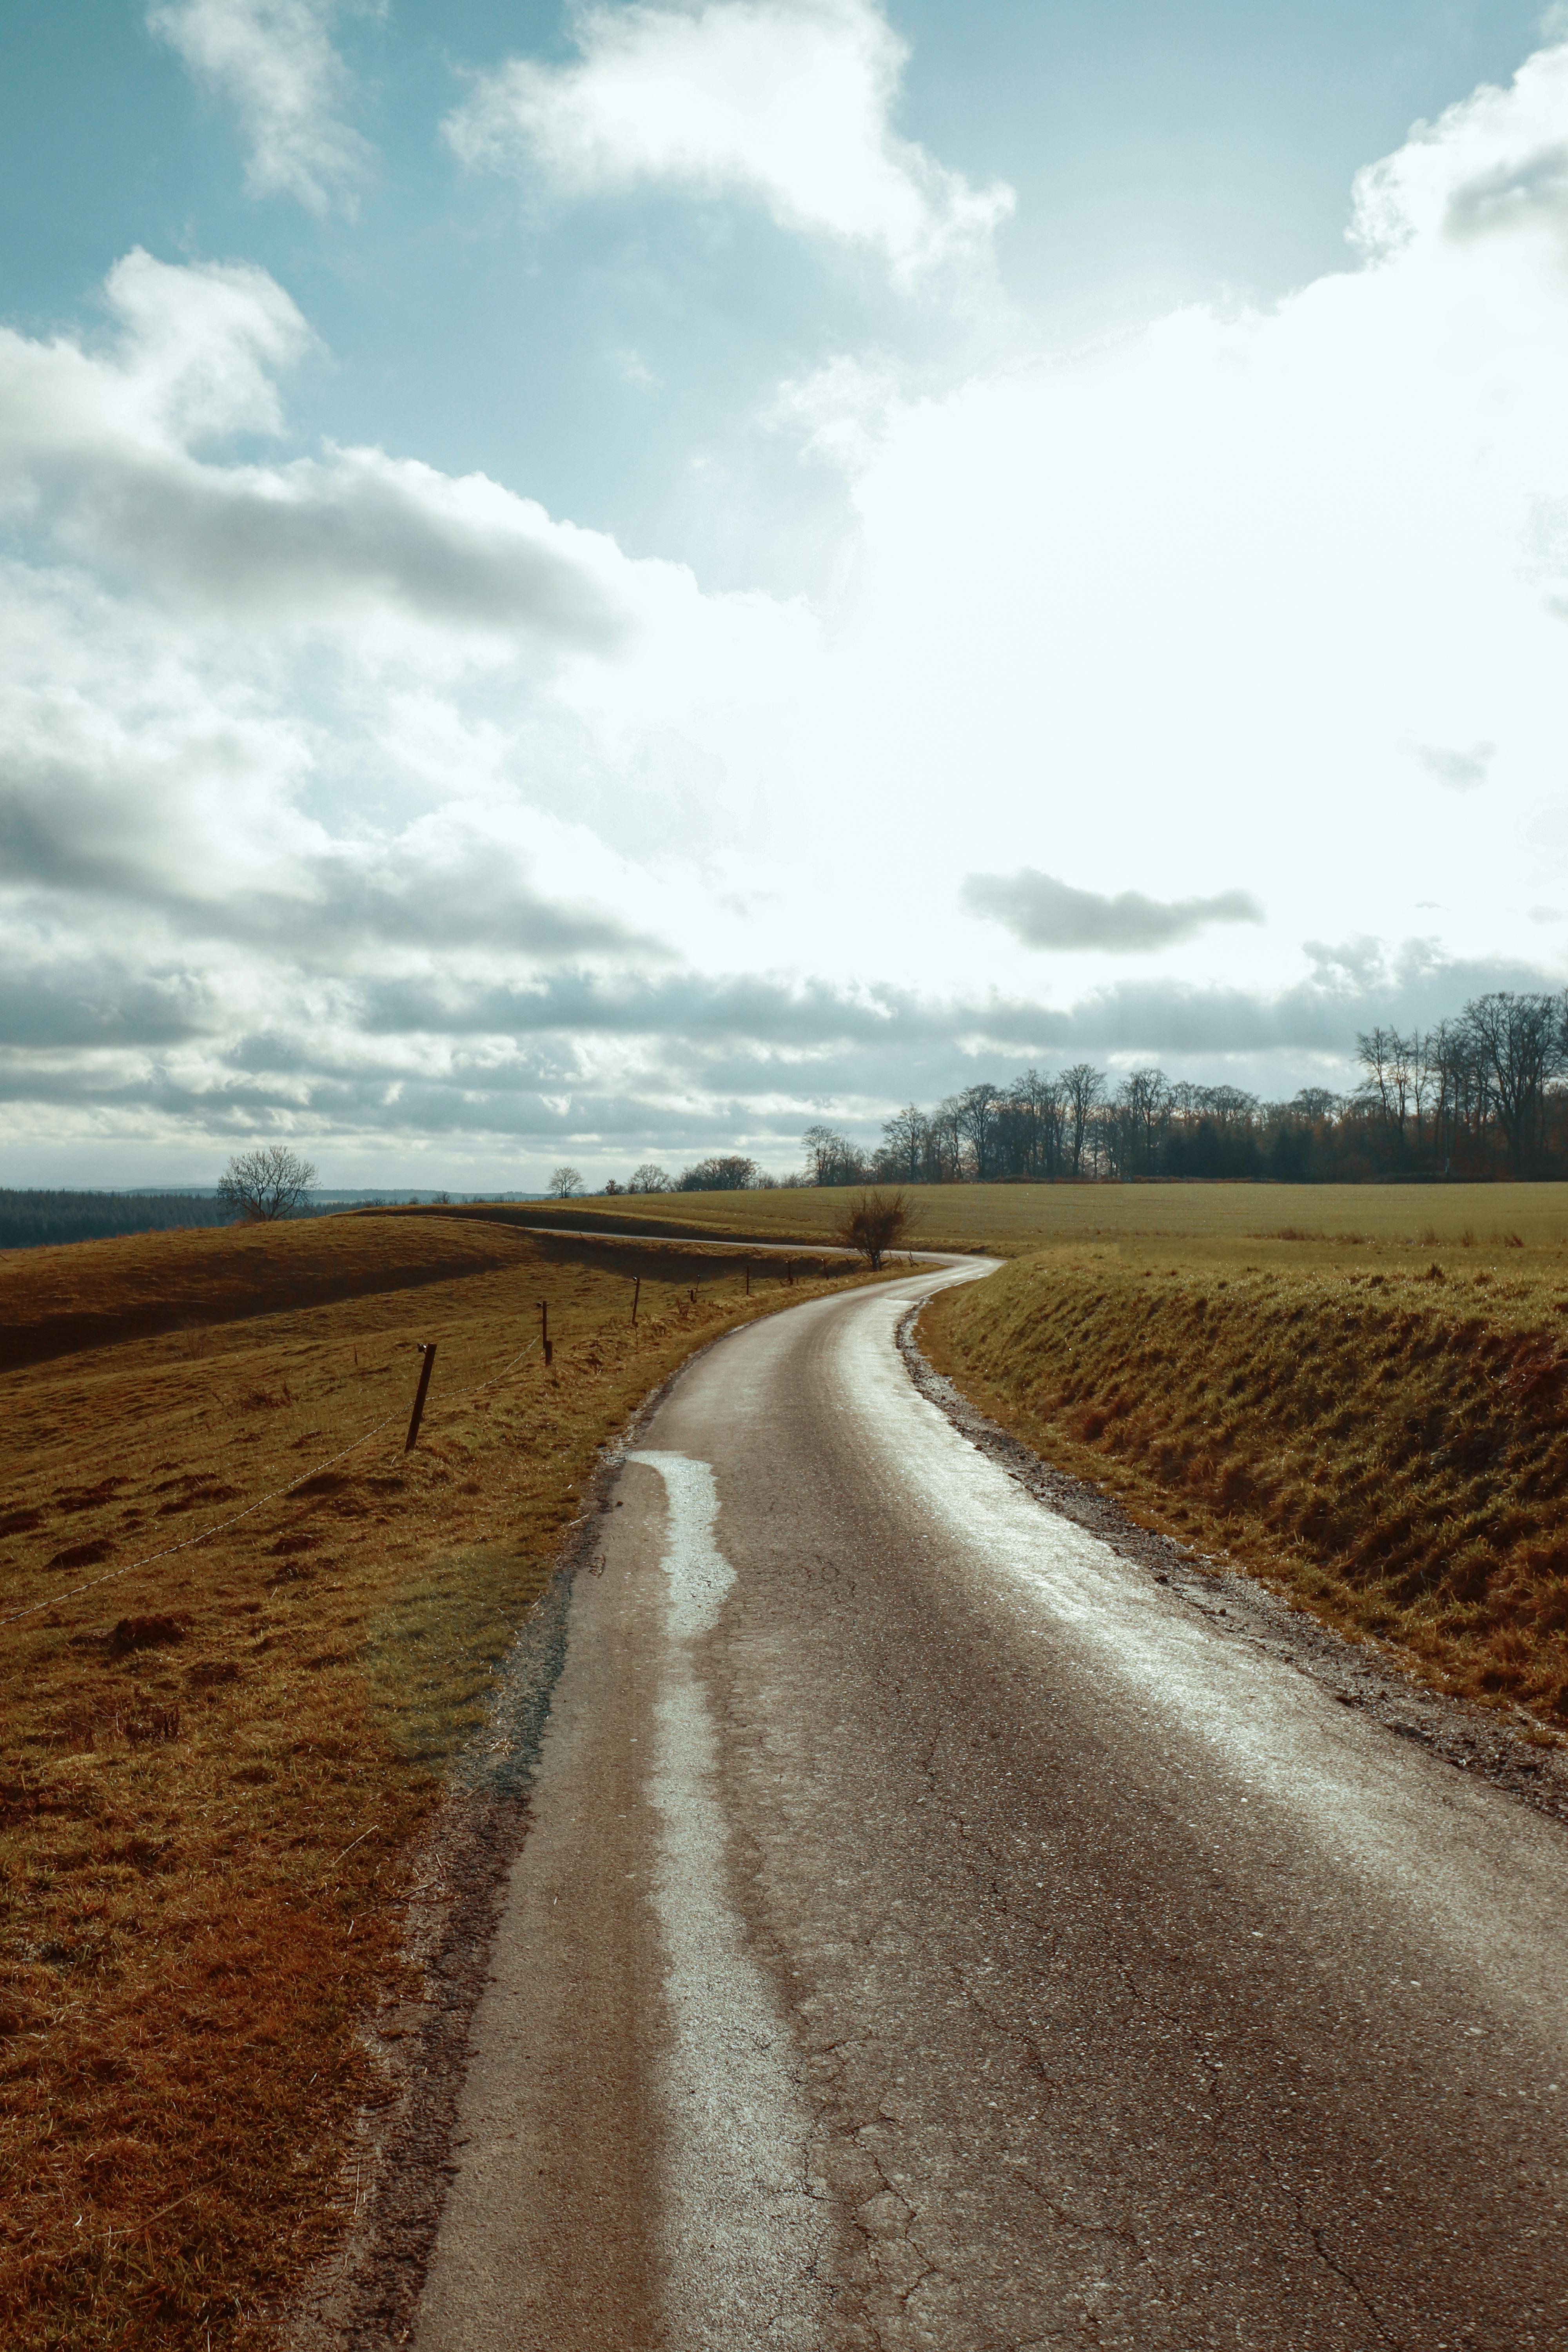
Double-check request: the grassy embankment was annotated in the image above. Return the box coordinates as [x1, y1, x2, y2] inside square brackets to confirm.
[0, 1209, 865, 2351]
[892, 1186, 1568, 1723]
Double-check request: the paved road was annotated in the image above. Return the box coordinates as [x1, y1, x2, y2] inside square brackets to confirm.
[412, 1260, 1568, 2350]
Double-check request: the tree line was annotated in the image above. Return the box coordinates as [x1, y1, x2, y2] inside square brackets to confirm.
[0, 1191, 235, 1251]
[581, 989, 1568, 1194]
[840, 991, 1568, 1185]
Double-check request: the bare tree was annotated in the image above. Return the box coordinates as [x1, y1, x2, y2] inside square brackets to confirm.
[629, 1162, 673, 1192]
[801, 1124, 864, 1185]
[1060, 1064, 1105, 1176]
[548, 1165, 585, 1199]
[1114, 1067, 1171, 1176]
[679, 1155, 758, 1191]
[840, 1190, 910, 1269]
[1462, 992, 1567, 1172]
[880, 1104, 928, 1183]
[955, 1082, 1004, 1180]
[1001, 1068, 1065, 1178]
[217, 1144, 317, 1223]
[927, 1098, 965, 1183]
[1356, 1025, 1421, 1147]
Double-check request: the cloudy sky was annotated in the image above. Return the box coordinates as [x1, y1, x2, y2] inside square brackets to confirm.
[2, 0, 1566, 1186]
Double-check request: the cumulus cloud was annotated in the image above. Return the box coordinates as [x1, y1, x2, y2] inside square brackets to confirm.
[1349, 38, 1568, 257]
[0, 251, 633, 652]
[961, 870, 1265, 953]
[443, 0, 1014, 284]
[148, 0, 377, 214]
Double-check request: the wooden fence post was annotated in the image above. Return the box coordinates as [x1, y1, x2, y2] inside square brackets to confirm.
[744, 1260, 750, 1296]
[539, 1300, 553, 1367]
[404, 1343, 436, 1452]
[631, 1276, 640, 1326]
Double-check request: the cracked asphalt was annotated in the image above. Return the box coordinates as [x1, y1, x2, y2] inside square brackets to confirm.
[410, 1258, 1568, 2351]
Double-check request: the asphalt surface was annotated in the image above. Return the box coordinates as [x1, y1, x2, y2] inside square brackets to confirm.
[411, 1258, 1568, 2351]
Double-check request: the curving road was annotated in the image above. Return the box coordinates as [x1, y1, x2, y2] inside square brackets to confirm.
[411, 1258, 1568, 2350]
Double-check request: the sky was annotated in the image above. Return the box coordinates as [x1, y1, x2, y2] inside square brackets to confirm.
[2, 0, 1566, 1187]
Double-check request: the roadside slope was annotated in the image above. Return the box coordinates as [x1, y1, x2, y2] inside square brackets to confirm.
[920, 1246, 1568, 1723]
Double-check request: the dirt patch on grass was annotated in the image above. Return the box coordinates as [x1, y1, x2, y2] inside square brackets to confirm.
[919, 1246, 1568, 1725]
[0, 1219, 872, 2350]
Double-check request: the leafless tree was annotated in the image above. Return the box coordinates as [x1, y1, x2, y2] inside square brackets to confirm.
[1001, 1068, 1065, 1178]
[840, 1190, 910, 1269]
[955, 1082, 1004, 1180]
[1060, 1063, 1105, 1176]
[217, 1144, 317, 1223]
[801, 1124, 864, 1185]
[1462, 992, 1568, 1171]
[629, 1162, 673, 1192]
[548, 1165, 585, 1199]
[679, 1155, 758, 1191]
[927, 1098, 965, 1183]
[1290, 1087, 1343, 1123]
[880, 1104, 928, 1183]
[1113, 1067, 1171, 1176]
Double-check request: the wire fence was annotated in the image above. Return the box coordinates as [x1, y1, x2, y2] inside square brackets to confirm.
[1, 1324, 543, 1633]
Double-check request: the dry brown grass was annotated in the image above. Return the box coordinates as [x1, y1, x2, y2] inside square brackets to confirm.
[921, 1230, 1568, 1722]
[521, 1176, 1568, 1258]
[0, 1210, 866, 2350]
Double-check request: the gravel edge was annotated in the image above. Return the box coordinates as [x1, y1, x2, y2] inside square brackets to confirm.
[898, 1303, 1568, 1830]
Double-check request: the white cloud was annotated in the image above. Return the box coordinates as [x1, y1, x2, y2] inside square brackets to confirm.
[9, 33, 1568, 1177]
[1347, 34, 1568, 257]
[148, 0, 377, 213]
[443, 0, 1014, 286]
[0, 252, 638, 655]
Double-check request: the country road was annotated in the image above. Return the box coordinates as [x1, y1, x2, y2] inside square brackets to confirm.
[408, 1256, 1568, 2351]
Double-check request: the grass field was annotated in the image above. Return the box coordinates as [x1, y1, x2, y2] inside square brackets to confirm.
[516, 1178, 1568, 1258]
[917, 1207, 1568, 1726]
[0, 1210, 866, 2351]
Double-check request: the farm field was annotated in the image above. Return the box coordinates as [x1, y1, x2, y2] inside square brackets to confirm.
[0, 1210, 865, 2351]
[515, 1176, 1568, 1258]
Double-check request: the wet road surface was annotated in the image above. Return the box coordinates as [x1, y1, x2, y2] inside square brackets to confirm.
[411, 1259, 1568, 2350]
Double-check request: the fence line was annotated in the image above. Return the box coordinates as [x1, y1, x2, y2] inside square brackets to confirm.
[2, 1325, 543, 1633]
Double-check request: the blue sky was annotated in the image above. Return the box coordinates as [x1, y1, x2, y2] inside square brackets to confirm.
[1, 1, 1566, 1182]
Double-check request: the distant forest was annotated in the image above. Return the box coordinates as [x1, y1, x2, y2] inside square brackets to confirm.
[616, 989, 1568, 1193]
[0, 1191, 237, 1251]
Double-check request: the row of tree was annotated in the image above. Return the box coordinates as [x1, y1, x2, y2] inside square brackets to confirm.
[819, 991, 1568, 1185]
[577, 989, 1568, 1194]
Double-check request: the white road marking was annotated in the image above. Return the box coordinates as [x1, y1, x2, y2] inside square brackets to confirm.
[628, 1450, 826, 2350]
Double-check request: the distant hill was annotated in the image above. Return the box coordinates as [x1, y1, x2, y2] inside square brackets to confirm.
[0, 1189, 542, 1250]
